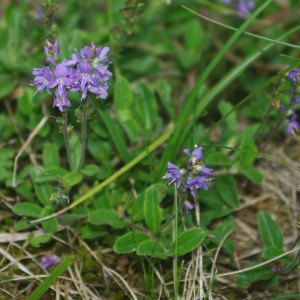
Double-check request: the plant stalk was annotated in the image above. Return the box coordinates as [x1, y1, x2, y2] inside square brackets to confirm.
[174, 184, 178, 300]
[61, 111, 74, 171]
[77, 99, 89, 171]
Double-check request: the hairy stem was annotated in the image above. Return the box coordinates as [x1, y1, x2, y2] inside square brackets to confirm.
[174, 184, 178, 300]
[61, 111, 74, 171]
[77, 99, 89, 171]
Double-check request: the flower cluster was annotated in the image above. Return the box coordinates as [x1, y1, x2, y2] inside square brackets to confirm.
[162, 145, 213, 214]
[280, 69, 300, 137]
[31, 40, 112, 112]
[218, 0, 255, 18]
[50, 186, 69, 205]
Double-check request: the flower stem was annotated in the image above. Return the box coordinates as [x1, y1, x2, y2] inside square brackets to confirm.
[77, 99, 89, 171]
[174, 184, 178, 300]
[61, 111, 74, 171]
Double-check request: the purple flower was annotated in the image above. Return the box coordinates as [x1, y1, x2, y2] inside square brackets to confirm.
[185, 202, 196, 214]
[201, 166, 213, 175]
[162, 162, 182, 189]
[48, 63, 74, 96]
[236, 0, 254, 18]
[286, 113, 300, 136]
[194, 174, 209, 191]
[218, 0, 231, 3]
[279, 104, 285, 111]
[288, 69, 300, 84]
[44, 39, 59, 57]
[184, 146, 204, 166]
[31, 66, 53, 95]
[53, 89, 71, 112]
[183, 178, 197, 197]
[41, 255, 62, 269]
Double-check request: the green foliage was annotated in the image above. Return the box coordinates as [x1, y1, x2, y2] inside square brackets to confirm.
[236, 265, 275, 288]
[144, 185, 162, 233]
[216, 174, 240, 208]
[13, 202, 42, 218]
[257, 211, 284, 249]
[2, 0, 299, 297]
[113, 232, 149, 254]
[137, 240, 167, 259]
[88, 209, 126, 229]
[167, 228, 206, 256]
[27, 256, 72, 300]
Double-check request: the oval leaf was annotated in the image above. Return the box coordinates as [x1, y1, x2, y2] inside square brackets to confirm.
[41, 206, 58, 234]
[81, 224, 108, 239]
[63, 172, 83, 186]
[31, 234, 51, 248]
[88, 209, 126, 229]
[113, 232, 149, 254]
[137, 240, 167, 259]
[114, 76, 132, 110]
[216, 174, 240, 208]
[13, 202, 42, 218]
[144, 185, 162, 233]
[257, 211, 283, 249]
[167, 228, 206, 256]
[43, 144, 59, 169]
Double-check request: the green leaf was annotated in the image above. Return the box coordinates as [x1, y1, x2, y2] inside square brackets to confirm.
[132, 192, 145, 222]
[41, 206, 58, 234]
[137, 240, 167, 259]
[114, 76, 132, 110]
[257, 211, 284, 249]
[198, 188, 223, 210]
[27, 256, 72, 300]
[218, 100, 236, 134]
[209, 216, 234, 255]
[200, 208, 231, 227]
[63, 172, 83, 186]
[167, 228, 206, 256]
[92, 99, 131, 164]
[0, 74, 17, 99]
[42, 144, 60, 169]
[60, 207, 89, 224]
[144, 185, 162, 233]
[236, 265, 273, 288]
[33, 167, 68, 183]
[113, 232, 149, 254]
[157, 80, 174, 119]
[0, 167, 7, 182]
[205, 152, 229, 166]
[81, 224, 108, 239]
[133, 82, 157, 130]
[241, 167, 264, 184]
[88, 209, 126, 229]
[15, 182, 34, 201]
[261, 247, 286, 261]
[33, 182, 52, 206]
[239, 138, 257, 168]
[117, 109, 140, 143]
[31, 234, 51, 248]
[87, 134, 112, 163]
[18, 88, 33, 115]
[13, 202, 42, 218]
[216, 174, 239, 207]
[15, 218, 35, 231]
[81, 164, 98, 177]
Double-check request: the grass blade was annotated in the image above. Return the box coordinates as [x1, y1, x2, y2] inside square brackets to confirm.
[92, 98, 131, 163]
[183, 6, 300, 50]
[155, 0, 274, 180]
[27, 256, 72, 300]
